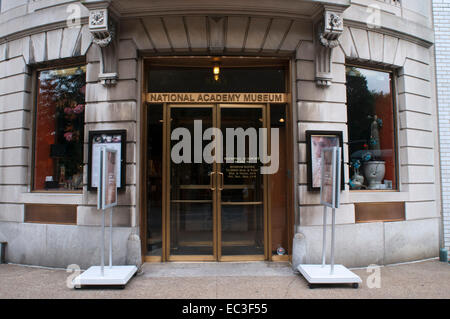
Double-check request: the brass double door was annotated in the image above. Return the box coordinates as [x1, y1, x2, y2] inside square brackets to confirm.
[166, 103, 269, 261]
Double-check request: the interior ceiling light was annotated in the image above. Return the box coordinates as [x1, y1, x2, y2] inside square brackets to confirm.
[213, 62, 220, 81]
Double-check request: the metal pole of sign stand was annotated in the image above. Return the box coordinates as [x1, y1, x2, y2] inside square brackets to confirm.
[101, 209, 105, 276]
[100, 147, 105, 277]
[321, 205, 327, 267]
[329, 148, 337, 275]
[109, 207, 113, 268]
[330, 207, 336, 275]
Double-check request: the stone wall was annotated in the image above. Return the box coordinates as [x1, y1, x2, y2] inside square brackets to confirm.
[0, 1, 140, 268]
[292, 15, 441, 267]
[433, 0, 450, 254]
[0, 0, 442, 268]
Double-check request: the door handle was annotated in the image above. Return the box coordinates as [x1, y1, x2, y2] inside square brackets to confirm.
[218, 172, 224, 191]
[209, 171, 216, 190]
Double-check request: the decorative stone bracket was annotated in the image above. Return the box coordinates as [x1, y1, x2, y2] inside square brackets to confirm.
[315, 8, 345, 87]
[84, 2, 119, 86]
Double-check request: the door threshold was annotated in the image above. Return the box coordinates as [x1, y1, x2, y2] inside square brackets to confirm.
[143, 255, 290, 263]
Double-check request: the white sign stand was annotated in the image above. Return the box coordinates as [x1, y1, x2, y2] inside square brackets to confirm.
[298, 147, 361, 288]
[74, 147, 137, 288]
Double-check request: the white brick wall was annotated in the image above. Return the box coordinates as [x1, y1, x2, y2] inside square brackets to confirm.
[433, 0, 450, 253]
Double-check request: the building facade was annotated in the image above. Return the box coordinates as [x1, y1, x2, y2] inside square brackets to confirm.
[0, 0, 442, 269]
[433, 0, 450, 255]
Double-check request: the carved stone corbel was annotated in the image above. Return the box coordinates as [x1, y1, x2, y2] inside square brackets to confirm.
[84, 3, 119, 86]
[315, 9, 345, 87]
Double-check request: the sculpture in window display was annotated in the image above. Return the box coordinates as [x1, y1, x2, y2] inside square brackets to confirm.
[349, 159, 365, 190]
[363, 115, 386, 190]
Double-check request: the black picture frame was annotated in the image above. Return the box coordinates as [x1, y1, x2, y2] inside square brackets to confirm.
[88, 130, 126, 191]
[306, 130, 345, 191]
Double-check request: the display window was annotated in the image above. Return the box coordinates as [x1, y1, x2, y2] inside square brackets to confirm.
[346, 66, 397, 191]
[33, 65, 86, 191]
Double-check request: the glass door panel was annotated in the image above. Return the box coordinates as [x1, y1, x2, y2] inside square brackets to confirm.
[269, 104, 289, 258]
[147, 104, 163, 256]
[169, 106, 215, 257]
[219, 106, 265, 257]
[166, 104, 269, 261]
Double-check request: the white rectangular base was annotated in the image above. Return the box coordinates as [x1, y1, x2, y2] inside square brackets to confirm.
[297, 264, 362, 284]
[73, 265, 137, 287]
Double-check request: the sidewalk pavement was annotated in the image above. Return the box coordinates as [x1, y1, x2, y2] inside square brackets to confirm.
[0, 259, 449, 299]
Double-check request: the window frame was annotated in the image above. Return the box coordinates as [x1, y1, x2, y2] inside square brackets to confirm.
[31, 61, 87, 194]
[345, 62, 400, 192]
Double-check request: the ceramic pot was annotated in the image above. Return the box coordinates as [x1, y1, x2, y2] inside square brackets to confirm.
[363, 161, 385, 190]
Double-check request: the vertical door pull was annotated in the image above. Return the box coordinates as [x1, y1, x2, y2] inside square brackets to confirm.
[218, 172, 224, 190]
[209, 171, 216, 190]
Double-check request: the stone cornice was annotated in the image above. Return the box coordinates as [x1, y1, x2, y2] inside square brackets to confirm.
[102, 0, 327, 20]
[343, 19, 433, 49]
[0, 1, 432, 50]
[0, 18, 432, 51]
[0, 18, 89, 45]
[343, 4, 434, 48]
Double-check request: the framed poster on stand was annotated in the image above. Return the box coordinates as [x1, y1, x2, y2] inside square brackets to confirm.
[73, 147, 137, 288]
[298, 146, 362, 289]
[88, 130, 126, 191]
[306, 131, 344, 191]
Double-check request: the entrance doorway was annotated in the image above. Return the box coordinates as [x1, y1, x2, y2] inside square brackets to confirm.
[142, 57, 293, 262]
[169, 104, 266, 261]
